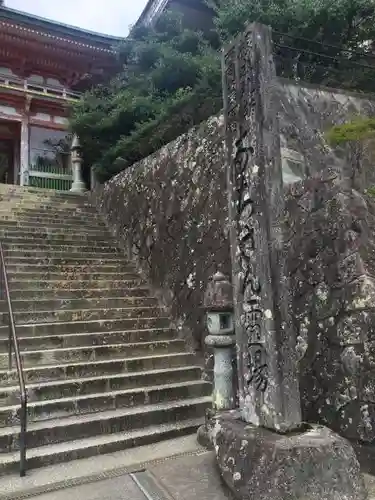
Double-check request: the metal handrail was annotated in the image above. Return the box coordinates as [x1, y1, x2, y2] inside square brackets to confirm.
[0, 242, 27, 477]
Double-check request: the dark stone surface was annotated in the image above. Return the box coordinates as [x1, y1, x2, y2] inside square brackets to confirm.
[212, 412, 367, 500]
[285, 172, 375, 443]
[92, 114, 230, 362]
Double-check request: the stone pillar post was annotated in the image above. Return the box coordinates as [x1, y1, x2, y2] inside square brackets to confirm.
[20, 97, 31, 186]
[214, 22, 367, 500]
[223, 22, 301, 432]
[70, 134, 86, 194]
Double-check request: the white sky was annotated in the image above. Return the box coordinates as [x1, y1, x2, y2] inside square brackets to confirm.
[5, 0, 149, 36]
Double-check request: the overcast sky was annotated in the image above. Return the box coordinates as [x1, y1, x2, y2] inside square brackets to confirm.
[6, 0, 148, 36]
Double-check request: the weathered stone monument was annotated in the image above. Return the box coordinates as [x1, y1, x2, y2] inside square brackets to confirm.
[211, 22, 368, 500]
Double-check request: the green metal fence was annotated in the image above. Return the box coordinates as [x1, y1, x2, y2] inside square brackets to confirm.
[28, 156, 73, 191]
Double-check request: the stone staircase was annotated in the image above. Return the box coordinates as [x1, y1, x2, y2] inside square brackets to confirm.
[0, 185, 211, 475]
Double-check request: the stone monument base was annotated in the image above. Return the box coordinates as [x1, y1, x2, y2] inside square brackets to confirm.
[211, 411, 367, 500]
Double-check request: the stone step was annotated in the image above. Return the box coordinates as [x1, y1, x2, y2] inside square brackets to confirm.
[1, 340, 186, 369]
[0, 206, 98, 217]
[0, 186, 91, 200]
[0, 232, 113, 244]
[5, 287, 151, 301]
[0, 380, 211, 426]
[0, 317, 170, 336]
[0, 366, 203, 405]
[0, 204, 99, 215]
[8, 278, 144, 290]
[5, 250, 124, 261]
[0, 327, 174, 352]
[0, 198, 90, 209]
[0, 185, 87, 197]
[0, 397, 210, 453]
[0, 418, 201, 475]
[0, 221, 107, 234]
[0, 296, 157, 313]
[0, 195, 91, 203]
[4, 255, 129, 266]
[5, 262, 135, 273]
[0, 217, 104, 230]
[7, 271, 140, 282]
[0, 352, 196, 384]
[0, 225, 109, 236]
[0, 215, 106, 228]
[2, 236, 115, 247]
[3, 242, 119, 253]
[5, 306, 162, 324]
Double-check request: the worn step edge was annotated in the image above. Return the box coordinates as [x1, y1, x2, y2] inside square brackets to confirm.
[0, 208, 99, 216]
[0, 330, 174, 353]
[0, 397, 211, 437]
[0, 380, 209, 414]
[0, 326, 170, 341]
[0, 224, 106, 232]
[0, 418, 202, 474]
[7, 273, 139, 279]
[5, 265, 133, 272]
[0, 298, 157, 311]
[5, 252, 121, 258]
[8, 306, 161, 315]
[0, 317, 167, 330]
[0, 352, 194, 377]
[8, 279, 141, 284]
[0, 226, 109, 235]
[1, 295, 153, 302]
[0, 230, 110, 237]
[5, 257, 130, 264]
[4, 246, 118, 252]
[0, 366, 203, 395]
[8, 272, 138, 278]
[5, 287, 151, 295]
[7, 279, 144, 288]
[3, 240, 115, 248]
[0, 327, 170, 346]
[1, 339, 185, 359]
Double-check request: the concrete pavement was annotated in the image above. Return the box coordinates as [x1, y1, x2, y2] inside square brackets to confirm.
[0, 434, 374, 500]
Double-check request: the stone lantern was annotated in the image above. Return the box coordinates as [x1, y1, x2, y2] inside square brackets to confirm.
[204, 271, 235, 411]
[70, 134, 86, 193]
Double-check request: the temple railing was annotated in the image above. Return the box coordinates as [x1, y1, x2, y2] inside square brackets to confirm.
[0, 72, 81, 102]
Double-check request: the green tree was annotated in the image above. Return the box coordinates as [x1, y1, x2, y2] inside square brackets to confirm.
[327, 118, 375, 191]
[212, 0, 375, 89]
[213, 0, 375, 46]
[71, 12, 221, 181]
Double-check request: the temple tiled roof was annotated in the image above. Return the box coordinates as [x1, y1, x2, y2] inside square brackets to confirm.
[0, 6, 125, 52]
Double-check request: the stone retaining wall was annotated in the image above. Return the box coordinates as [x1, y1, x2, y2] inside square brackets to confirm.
[92, 81, 375, 442]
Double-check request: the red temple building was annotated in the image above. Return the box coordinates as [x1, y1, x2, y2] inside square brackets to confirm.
[0, 5, 122, 189]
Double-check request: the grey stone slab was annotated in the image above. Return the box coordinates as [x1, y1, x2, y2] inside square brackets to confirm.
[149, 451, 233, 500]
[32, 475, 147, 500]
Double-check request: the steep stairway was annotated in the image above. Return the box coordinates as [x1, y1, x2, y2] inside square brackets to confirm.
[0, 185, 211, 475]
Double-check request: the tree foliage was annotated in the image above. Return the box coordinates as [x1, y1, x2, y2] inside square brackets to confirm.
[212, 0, 375, 89]
[212, 0, 375, 45]
[71, 13, 221, 181]
[327, 118, 375, 146]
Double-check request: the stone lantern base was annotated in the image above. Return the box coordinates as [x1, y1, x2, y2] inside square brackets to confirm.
[211, 411, 367, 500]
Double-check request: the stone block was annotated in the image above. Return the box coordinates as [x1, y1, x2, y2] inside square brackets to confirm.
[212, 412, 367, 500]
